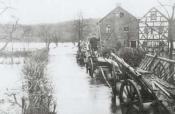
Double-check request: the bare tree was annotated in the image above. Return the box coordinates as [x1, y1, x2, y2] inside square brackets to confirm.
[74, 12, 86, 41]
[22, 25, 32, 49]
[157, 0, 175, 59]
[0, 1, 16, 51]
[51, 31, 60, 47]
[157, 0, 175, 83]
[39, 25, 52, 50]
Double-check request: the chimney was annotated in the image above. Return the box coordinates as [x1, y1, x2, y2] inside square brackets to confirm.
[116, 3, 121, 7]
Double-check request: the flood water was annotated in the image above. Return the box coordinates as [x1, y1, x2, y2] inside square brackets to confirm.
[0, 43, 122, 114]
[0, 64, 22, 114]
[48, 43, 122, 114]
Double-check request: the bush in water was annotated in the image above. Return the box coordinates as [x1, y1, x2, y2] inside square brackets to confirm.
[22, 48, 56, 114]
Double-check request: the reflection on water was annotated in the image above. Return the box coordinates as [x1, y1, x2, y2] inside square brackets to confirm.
[48, 43, 122, 114]
[0, 42, 46, 51]
[0, 57, 24, 64]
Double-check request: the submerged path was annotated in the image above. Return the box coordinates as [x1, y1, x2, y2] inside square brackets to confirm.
[48, 43, 121, 114]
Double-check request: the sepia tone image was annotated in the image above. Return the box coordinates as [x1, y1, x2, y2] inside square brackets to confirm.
[0, 0, 174, 114]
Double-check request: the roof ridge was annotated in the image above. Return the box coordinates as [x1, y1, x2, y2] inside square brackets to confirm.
[99, 6, 137, 23]
[141, 7, 169, 20]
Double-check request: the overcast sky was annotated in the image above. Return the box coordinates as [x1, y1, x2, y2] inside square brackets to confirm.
[0, 0, 173, 24]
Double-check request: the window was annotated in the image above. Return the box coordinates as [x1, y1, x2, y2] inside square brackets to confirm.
[158, 26, 164, 34]
[130, 41, 137, 48]
[115, 12, 124, 18]
[106, 24, 111, 33]
[120, 12, 124, 18]
[144, 27, 149, 34]
[124, 27, 129, 32]
[115, 13, 120, 17]
[151, 28, 154, 34]
[151, 11, 157, 20]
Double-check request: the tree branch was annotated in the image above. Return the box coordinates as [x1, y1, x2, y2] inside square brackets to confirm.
[171, 5, 175, 20]
[12, 94, 22, 108]
[157, 0, 171, 18]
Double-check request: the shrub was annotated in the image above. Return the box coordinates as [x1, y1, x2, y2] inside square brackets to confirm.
[118, 47, 146, 67]
[22, 48, 56, 114]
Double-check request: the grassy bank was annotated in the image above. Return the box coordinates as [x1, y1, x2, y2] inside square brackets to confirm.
[22, 48, 56, 114]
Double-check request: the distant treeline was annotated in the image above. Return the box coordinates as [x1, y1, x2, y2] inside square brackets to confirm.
[0, 18, 99, 42]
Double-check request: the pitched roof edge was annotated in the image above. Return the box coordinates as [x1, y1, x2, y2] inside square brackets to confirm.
[99, 6, 137, 23]
[141, 7, 169, 21]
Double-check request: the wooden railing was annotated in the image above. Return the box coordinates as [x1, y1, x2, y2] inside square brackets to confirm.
[139, 54, 175, 84]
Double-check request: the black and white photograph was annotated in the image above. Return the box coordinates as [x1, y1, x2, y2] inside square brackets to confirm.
[0, 0, 174, 114]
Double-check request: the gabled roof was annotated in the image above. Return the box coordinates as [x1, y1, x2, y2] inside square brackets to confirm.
[99, 6, 137, 23]
[141, 7, 169, 21]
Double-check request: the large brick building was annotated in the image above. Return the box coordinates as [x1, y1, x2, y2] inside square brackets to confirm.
[98, 6, 139, 50]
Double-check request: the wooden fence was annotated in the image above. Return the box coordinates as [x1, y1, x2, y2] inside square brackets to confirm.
[139, 54, 175, 84]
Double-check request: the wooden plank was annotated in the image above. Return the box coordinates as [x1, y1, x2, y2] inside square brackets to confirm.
[145, 57, 155, 70]
[141, 56, 151, 70]
[139, 56, 147, 68]
[111, 53, 141, 77]
[146, 54, 175, 63]
[99, 67, 111, 88]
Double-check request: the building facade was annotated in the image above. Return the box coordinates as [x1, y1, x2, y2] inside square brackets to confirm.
[98, 6, 139, 51]
[139, 7, 169, 54]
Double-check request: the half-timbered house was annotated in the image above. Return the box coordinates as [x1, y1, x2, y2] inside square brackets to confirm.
[139, 7, 169, 54]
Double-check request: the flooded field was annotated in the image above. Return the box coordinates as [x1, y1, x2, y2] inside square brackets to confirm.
[0, 42, 46, 51]
[0, 43, 121, 114]
[0, 64, 22, 113]
[0, 42, 47, 113]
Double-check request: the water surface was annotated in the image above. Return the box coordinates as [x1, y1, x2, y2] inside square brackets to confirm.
[48, 43, 121, 114]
